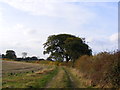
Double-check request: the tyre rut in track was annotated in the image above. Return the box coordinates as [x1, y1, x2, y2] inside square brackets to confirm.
[46, 67, 77, 88]
[63, 67, 76, 88]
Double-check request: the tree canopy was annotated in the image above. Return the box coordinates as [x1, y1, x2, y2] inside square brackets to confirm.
[43, 34, 92, 62]
[5, 50, 17, 59]
[22, 52, 27, 58]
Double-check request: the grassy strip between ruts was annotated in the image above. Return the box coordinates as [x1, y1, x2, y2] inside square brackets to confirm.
[2, 66, 59, 88]
[46, 67, 68, 88]
[62, 67, 73, 88]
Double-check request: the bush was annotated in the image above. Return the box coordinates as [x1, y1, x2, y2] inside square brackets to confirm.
[73, 51, 120, 88]
[107, 51, 120, 88]
[74, 55, 93, 75]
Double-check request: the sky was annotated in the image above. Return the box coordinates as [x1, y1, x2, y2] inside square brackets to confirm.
[0, 0, 119, 59]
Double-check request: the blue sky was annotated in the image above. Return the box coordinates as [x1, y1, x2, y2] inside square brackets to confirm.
[0, 0, 119, 58]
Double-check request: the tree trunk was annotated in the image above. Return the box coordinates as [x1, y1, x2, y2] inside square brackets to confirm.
[65, 55, 70, 62]
[72, 60, 75, 67]
[66, 58, 69, 62]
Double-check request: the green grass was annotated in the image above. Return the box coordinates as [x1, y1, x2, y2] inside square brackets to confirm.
[31, 67, 59, 88]
[62, 67, 73, 88]
[2, 67, 58, 88]
[87, 86, 94, 88]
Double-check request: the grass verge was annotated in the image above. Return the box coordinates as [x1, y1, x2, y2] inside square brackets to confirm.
[2, 67, 58, 88]
[32, 67, 58, 88]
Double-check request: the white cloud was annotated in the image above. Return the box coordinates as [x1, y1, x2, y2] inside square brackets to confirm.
[15, 24, 24, 29]
[86, 37, 93, 42]
[0, 23, 49, 57]
[0, 0, 57, 16]
[0, 12, 2, 22]
[0, 7, 3, 26]
[0, 0, 96, 26]
[23, 29, 37, 36]
[62, 0, 119, 2]
[109, 33, 119, 42]
[0, 24, 35, 45]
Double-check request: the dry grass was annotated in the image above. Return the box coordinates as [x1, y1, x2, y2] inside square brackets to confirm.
[35, 68, 54, 74]
[73, 51, 120, 88]
[64, 67, 89, 88]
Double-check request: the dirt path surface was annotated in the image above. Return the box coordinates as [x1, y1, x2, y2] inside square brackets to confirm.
[63, 67, 80, 88]
[46, 67, 81, 88]
[46, 67, 67, 88]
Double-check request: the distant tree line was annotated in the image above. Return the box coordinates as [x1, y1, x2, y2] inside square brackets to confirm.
[2, 50, 16, 60]
[1, 50, 44, 61]
[1, 34, 92, 63]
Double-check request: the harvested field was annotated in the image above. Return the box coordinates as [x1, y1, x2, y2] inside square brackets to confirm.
[2, 60, 88, 88]
[2, 60, 50, 74]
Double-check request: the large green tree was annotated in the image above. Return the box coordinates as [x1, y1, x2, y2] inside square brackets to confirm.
[43, 34, 92, 62]
[6, 50, 17, 59]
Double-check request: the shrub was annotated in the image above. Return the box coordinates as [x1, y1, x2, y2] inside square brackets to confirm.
[73, 51, 120, 88]
[74, 55, 93, 74]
